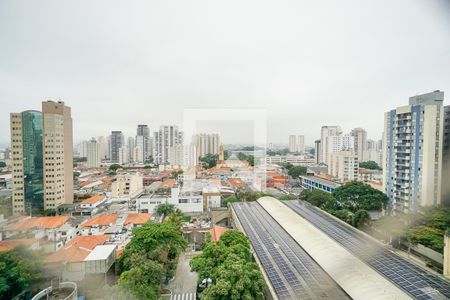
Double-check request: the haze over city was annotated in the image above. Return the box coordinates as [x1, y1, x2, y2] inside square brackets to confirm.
[1, 0, 450, 145]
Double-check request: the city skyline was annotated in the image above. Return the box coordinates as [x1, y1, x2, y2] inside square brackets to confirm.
[1, 1, 450, 145]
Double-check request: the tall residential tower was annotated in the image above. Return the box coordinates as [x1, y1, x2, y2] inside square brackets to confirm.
[383, 91, 444, 213]
[10, 101, 73, 215]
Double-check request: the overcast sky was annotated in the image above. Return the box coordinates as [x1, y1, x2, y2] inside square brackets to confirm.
[1, 0, 450, 146]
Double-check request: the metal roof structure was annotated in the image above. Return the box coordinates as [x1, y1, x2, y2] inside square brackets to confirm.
[232, 201, 350, 300]
[84, 244, 116, 261]
[284, 200, 450, 300]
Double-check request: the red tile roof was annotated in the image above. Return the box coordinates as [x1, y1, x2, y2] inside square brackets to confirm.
[0, 239, 37, 252]
[4, 216, 70, 231]
[82, 214, 118, 227]
[124, 213, 151, 225]
[81, 195, 105, 205]
[45, 235, 109, 263]
[227, 178, 246, 188]
[210, 226, 230, 242]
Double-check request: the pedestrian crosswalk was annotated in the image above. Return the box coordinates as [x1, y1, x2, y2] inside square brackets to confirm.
[170, 293, 196, 300]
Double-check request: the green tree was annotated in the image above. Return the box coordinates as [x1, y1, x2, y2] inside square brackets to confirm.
[0, 161, 6, 168]
[171, 170, 184, 177]
[332, 181, 388, 212]
[237, 152, 255, 166]
[191, 230, 264, 299]
[155, 203, 175, 216]
[236, 191, 273, 202]
[168, 208, 184, 227]
[109, 164, 122, 171]
[352, 209, 371, 229]
[200, 154, 219, 169]
[118, 260, 163, 300]
[281, 162, 294, 170]
[287, 166, 307, 179]
[332, 209, 353, 224]
[0, 248, 42, 299]
[73, 171, 81, 181]
[43, 209, 56, 216]
[201, 254, 265, 300]
[120, 222, 187, 272]
[359, 161, 381, 170]
[222, 195, 238, 207]
[300, 189, 336, 209]
[407, 226, 444, 253]
[278, 194, 296, 200]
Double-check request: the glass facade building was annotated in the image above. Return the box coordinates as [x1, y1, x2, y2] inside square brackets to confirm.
[22, 111, 44, 211]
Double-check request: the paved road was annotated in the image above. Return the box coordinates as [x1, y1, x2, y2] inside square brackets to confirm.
[168, 252, 198, 295]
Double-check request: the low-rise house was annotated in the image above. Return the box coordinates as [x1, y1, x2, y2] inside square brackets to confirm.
[2, 216, 75, 252]
[124, 213, 151, 229]
[210, 226, 229, 242]
[45, 235, 111, 281]
[81, 214, 118, 235]
[0, 238, 40, 252]
[80, 195, 107, 209]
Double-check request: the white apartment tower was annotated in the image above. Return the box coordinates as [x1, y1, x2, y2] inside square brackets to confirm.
[10, 101, 73, 215]
[320, 126, 342, 165]
[86, 138, 101, 168]
[118, 147, 129, 165]
[127, 136, 135, 162]
[97, 136, 108, 160]
[350, 127, 367, 161]
[327, 134, 355, 163]
[383, 91, 444, 213]
[154, 125, 183, 164]
[288, 135, 305, 153]
[192, 133, 220, 158]
[328, 151, 359, 182]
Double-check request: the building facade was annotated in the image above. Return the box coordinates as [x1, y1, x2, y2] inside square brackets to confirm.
[192, 133, 220, 158]
[86, 138, 100, 168]
[320, 126, 342, 165]
[10, 101, 73, 215]
[328, 151, 359, 182]
[110, 131, 124, 163]
[154, 125, 183, 164]
[350, 127, 367, 162]
[288, 135, 305, 153]
[383, 91, 444, 213]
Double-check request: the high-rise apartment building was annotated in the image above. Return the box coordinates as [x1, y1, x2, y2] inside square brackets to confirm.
[314, 140, 321, 164]
[328, 151, 359, 182]
[136, 124, 151, 161]
[10, 101, 73, 215]
[86, 138, 100, 168]
[110, 131, 124, 163]
[192, 133, 220, 158]
[363, 139, 383, 166]
[320, 126, 342, 165]
[327, 134, 354, 163]
[154, 125, 183, 164]
[350, 127, 367, 161]
[119, 147, 129, 165]
[442, 105, 450, 206]
[97, 136, 107, 160]
[383, 91, 444, 213]
[127, 136, 135, 162]
[288, 135, 305, 153]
